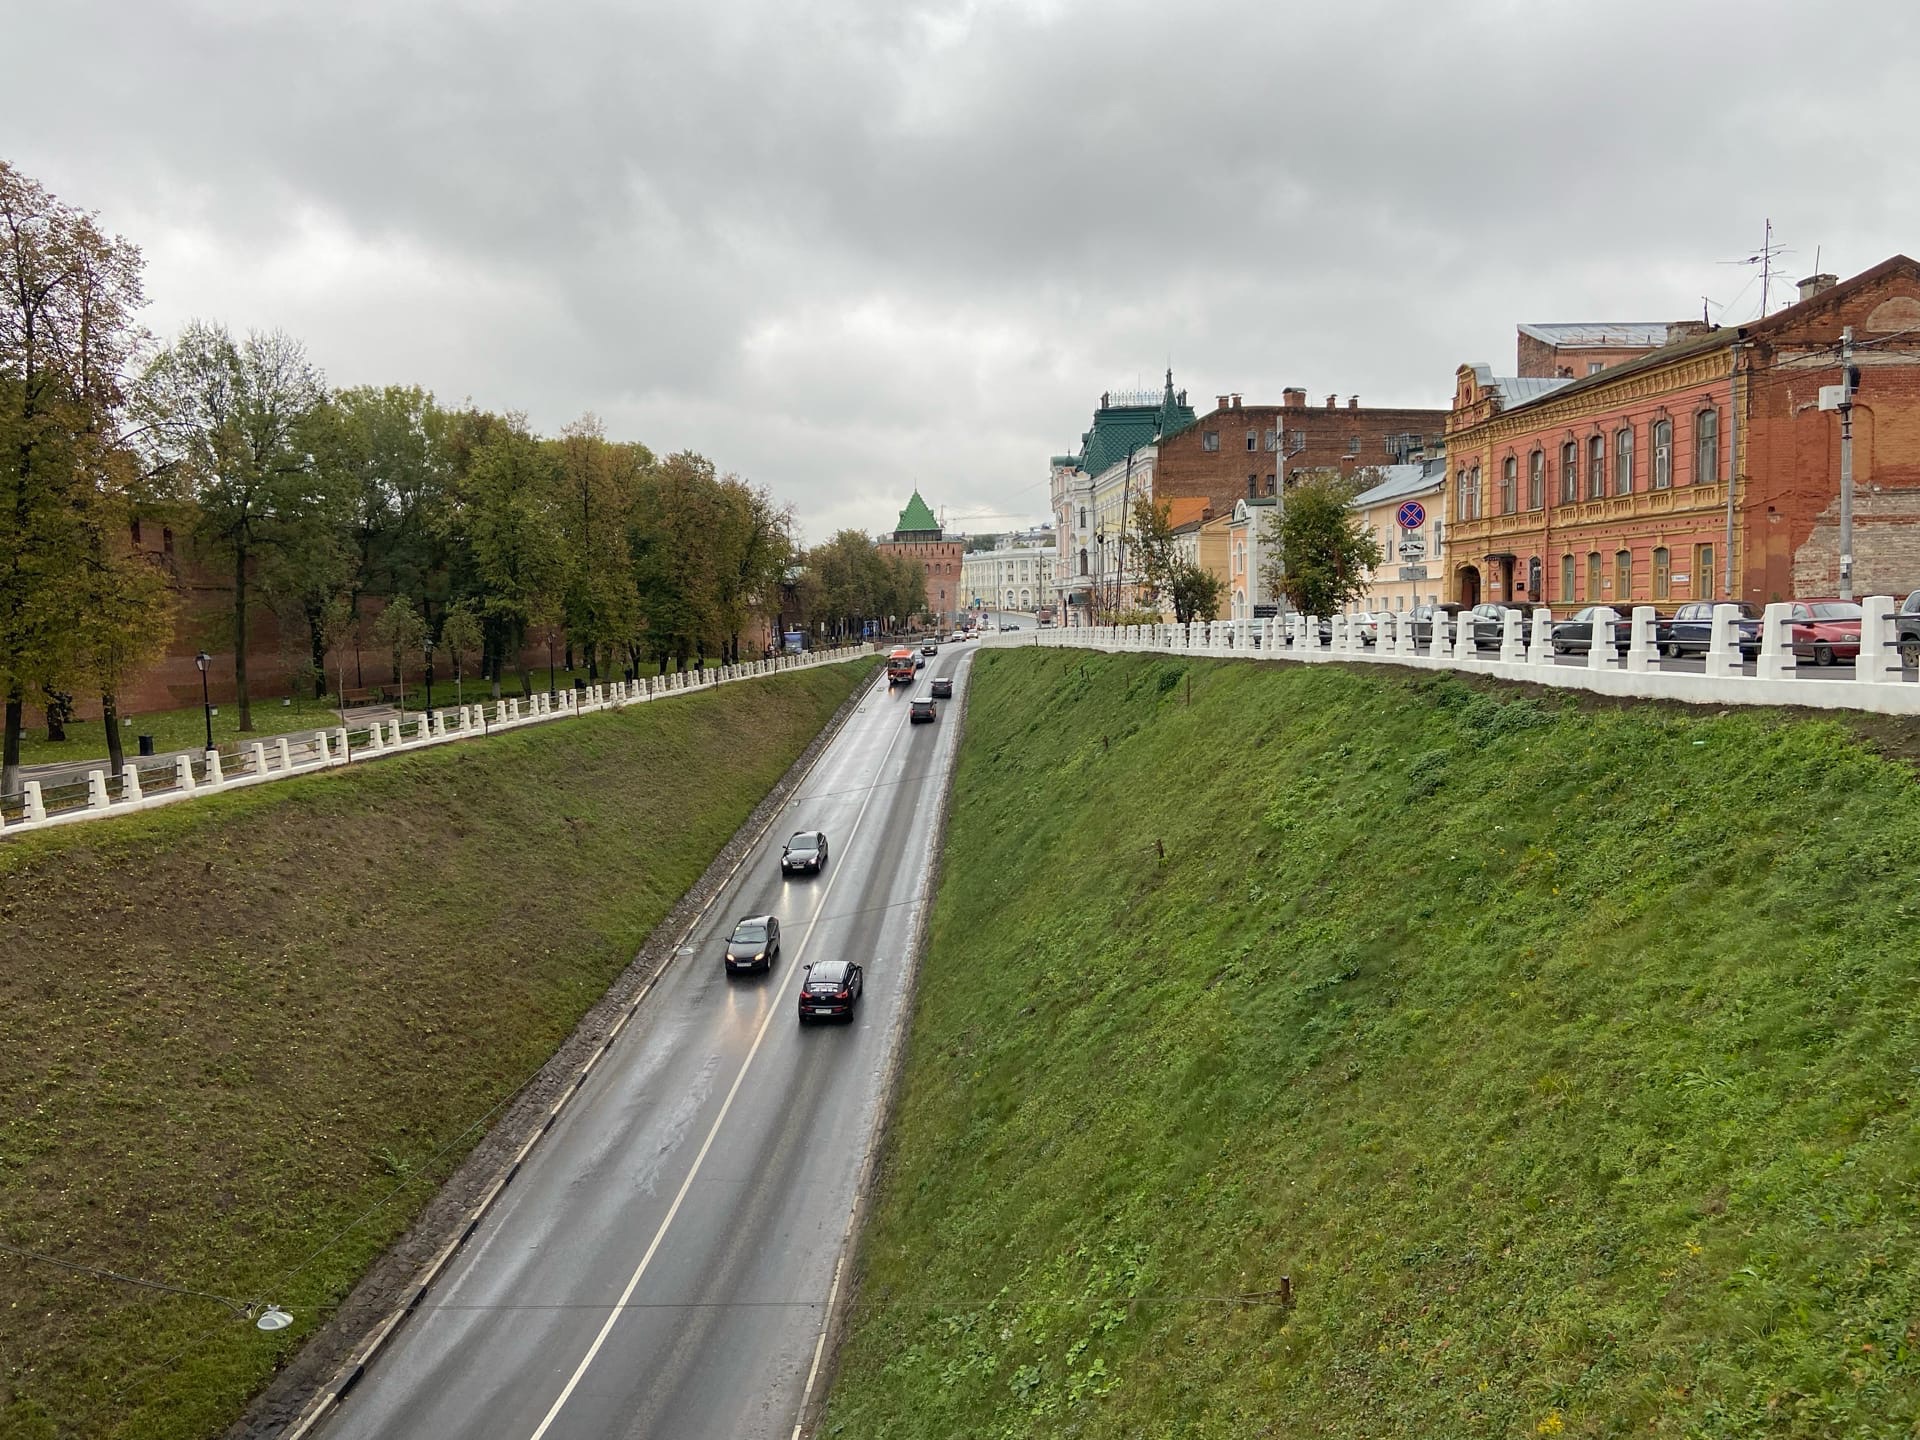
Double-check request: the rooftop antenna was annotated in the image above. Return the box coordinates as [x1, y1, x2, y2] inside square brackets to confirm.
[1718, 219, 1791, 319]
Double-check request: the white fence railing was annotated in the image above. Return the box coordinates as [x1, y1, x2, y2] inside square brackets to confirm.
[0, 648, 870, 839]
[982, 599, 1920, 716]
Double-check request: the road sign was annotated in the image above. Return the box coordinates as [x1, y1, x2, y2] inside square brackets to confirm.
[1396, 500, 1426, 529]
[1398, 536, 1426, 561]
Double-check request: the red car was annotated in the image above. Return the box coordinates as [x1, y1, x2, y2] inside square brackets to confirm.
[1787, 599, 1863, 666]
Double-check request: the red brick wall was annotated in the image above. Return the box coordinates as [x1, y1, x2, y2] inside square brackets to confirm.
[878, 538, 966, 623]
[1516, 334, 1665, 379]
[1153, 398, 1447, 517]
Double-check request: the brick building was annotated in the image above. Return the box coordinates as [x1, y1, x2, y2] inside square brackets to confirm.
[1516, 323, 1674, 379]
[878, 490, 965, 626]
[1443, 256, 1920, 609]
[1150, 389, 1448, 520]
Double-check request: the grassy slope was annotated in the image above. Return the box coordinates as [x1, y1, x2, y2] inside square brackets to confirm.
[0, 662, 869, 1440]
[824, 650, 1920, 1439]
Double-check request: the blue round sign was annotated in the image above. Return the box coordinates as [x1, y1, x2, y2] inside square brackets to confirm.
[1396, 500, 1426, 530]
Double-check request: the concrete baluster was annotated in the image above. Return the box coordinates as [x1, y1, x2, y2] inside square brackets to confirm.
[431, 711, 446, 737]
[1704, 606, 1741, 679]
[1586, 607, 1619, 671]
[85, 770, 110, 810]
[175, 754, 196, 792]
[1626, 606, 1657, 673]
[415, 715, 430, 743]
[1431, 608, 1452, 662]
[24, 779, 46, 821]
[250, 741, 268, 774]
[388, 718, 403, 746]
[1374, 611, 1396, 656]
[1500, 609, 1527, 664]
[1527, 608, 1555, 667]
[336, 726, 351, 757]
[1858, 594, 1902, 683]
[314, 730, 331, 763]
[1756, 601, 1794, 680]
[204, 750, 224, 785]
[276, 737, 294, 769]
[121, 763, 142, 803]
[1330, 614, 1347, 652]
[364, 722, 383, 753]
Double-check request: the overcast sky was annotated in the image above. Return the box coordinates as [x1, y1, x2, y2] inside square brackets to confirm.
[9, 0, 1918, 543]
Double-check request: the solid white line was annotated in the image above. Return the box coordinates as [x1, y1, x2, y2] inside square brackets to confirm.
[524, 697, 911, 1440]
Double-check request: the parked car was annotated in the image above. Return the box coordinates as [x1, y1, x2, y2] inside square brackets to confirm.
[930, 676, 953, 698]
[1407, 602, 1466, 648]
[797, 959, 864, 1022]
[1003, 623, 1022, 631]
[1551, 605, 1634, 656]
[1788, 599, 1863, 665]
[724, 915, 781, 975]
[1462, 602, 1530, 651]
[1657, 600, 1762, 660]
[909, 697, 937, 723]
[781, 830, 829, 875]
[1896, 590, 1920, 667]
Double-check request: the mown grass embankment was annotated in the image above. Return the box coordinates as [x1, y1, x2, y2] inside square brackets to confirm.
[824, 649, 1920, 1438]
[0, 661, 870, 1440]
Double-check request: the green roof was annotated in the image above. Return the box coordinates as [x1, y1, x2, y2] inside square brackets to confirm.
[1068, 370, 1197, 478]
[895, 490, 940, 534]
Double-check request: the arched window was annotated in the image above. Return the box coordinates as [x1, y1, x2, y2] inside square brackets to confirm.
[1615, 425, 1633, 495]
[1078, 507, 1087, 529]
[1614, 548, 1632, 602]
[1457, 467, 1480, 521]
[1652, 418, 1672, 489]
[1695, 407, 1720, 484]
[1560, 441, 1578, 504]
[1586, 550, 1602, 600]
[1587, 435, 1606, 500]
[1652, 546, 1671, 599]
[1500, 456, 1517, 514]
[1078, 548, 1088, 576]
[1560, 553, 1575, 602]
[1528, 450, 1544, 509]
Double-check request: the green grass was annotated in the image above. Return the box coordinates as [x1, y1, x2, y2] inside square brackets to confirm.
[0, 660, 871, 1440]
[823, 650, 1920, 1439]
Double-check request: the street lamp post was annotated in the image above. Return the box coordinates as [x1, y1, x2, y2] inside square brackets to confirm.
[423, 639, 435, 714]
[547, 630, 558, 703]
[195, 652, 213, 753]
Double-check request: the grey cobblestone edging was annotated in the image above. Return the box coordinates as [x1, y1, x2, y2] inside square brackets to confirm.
[235, 661, 883, 1440]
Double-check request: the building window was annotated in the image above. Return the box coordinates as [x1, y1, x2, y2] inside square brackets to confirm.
[1695, 407, 1719, 484]
[1078, 507, 1086, 529]
[1614, 548, 1632, 602]
[1615, 425, 1633, 495]
[1560, 553, 1575, 602]
[1652, 419, 1672, 489]
[1246, 431, 1257, 451]
[1202, 430, 1219, 452]
[1559, 441, 1578, 504]
[130, 517, 142, 544]
[1652, 546, 1671, 599]
[1528, 450, 1544, 510]
[1346, 436, 1361, 455]
[1264, 430, 1278, 451]
[1457, 466, 1480, 521]
[1586, 550, 1602, 600]
[1247, 475, 1258, 499]
[1587, 361, 1605, 375]
[1695, 543, 1715, 597]
[1265, 474, 1275, 494]
[1078, 548, 1088, 576]
[1500, 456, 1517, 514]
[1527, 555, 1542, 595]
[1587, 435, 1606, 500]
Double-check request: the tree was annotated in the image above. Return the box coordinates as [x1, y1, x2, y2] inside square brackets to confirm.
[439, 604, 483, 708]
[553, 414, 646, 677]
[0, 160, 154, 795]
[371, 594, 427, 715]
[1261, 470, 1382, 618]
[319, 596, 359, 728]
[1129, 494, 1224, 624]
[138, 322, 328, 731]
[708, 477, 792, 663]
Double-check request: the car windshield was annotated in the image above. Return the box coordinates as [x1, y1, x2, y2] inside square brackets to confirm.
[732, 923, 767, 944]
[1712, 602, 1761, 618]
[787, 835, 817, 853]
[808, 963, 847, 986]
[1810, 602, 1862, 620]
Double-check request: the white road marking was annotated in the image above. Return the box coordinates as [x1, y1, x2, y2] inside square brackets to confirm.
[524, 702, 913, 1440]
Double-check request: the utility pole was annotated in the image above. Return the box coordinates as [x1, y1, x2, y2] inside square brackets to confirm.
[1116, 445, 1136, 617]
[1839, 325, 1855, 602]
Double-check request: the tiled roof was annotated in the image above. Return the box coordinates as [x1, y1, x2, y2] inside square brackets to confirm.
[895, 490, 940, 533]
[1066, 370, 1198, 478]
[1518, 323, 1672, 349]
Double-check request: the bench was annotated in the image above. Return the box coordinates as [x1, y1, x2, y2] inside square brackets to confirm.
[341, 688, 379, 709]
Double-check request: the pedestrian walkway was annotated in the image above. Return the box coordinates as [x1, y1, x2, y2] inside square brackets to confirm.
[19, 705, 408, 789]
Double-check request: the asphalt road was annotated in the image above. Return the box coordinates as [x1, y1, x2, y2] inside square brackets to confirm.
[321, 646, 973, 1440]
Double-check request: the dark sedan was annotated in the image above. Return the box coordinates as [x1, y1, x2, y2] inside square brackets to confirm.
[909, 698, 937, 723]
[1551, 605, 1635, 656]
[781, 830, 829, 875]
[930, 676, 953, 698]
[797, 959, 864, 1022]
[1407, 602, 1466, 648]
[724, 915, 781, 975]
[1463, 602, 1530, 651]
[1657, 600, 1761, 659]
[1788, 599, 1863, 665]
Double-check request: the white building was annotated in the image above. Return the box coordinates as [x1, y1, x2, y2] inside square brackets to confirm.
[1226, 496, 1276, 621]
[962, 539, 1057, 615]
[1350, 457, 1450, 614]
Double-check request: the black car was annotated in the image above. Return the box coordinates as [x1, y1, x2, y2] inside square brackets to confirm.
[909, 698, 937, 723]
[1551, 605, 1636, 656]
[1407, 602, 1466, 648]
[724, 915, 781, 975]
[930, 676, 953, 699]
[921, 642, 938, 656]
[914, 653, 926, 670]
[1657, 600, 1762, 659]
[797, 959, 864, 1022]
[781, 831, 828, 875]
[1462, 602, 1529, 651]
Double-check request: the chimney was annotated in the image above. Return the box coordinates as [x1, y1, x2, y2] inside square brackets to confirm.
[1217, 394, 1231, 412]
[1325, 393, 1337, 409]
[1230, 393, 1241, 410]
[1668, 319, 1713, 340]
[1348, 395, 1359, 409]
[1797, 273, 1838, 303]
[1282, 386, 1306, 409]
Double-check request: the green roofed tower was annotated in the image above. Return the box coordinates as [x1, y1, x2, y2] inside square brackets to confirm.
[893, 490, 942, 540]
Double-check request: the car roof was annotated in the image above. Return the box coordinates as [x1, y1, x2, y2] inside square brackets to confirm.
[732, 914, 773, 929]
[787, 831, 820, 845]
[808, 959, 850, 981]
